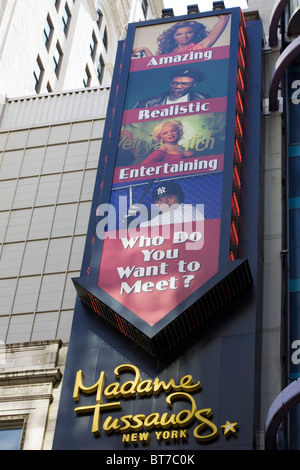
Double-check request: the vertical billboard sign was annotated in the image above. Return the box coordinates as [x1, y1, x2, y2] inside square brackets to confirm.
[73, 8, 251, 356]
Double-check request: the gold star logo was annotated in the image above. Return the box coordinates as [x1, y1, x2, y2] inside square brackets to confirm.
[221, 421, 239, 437]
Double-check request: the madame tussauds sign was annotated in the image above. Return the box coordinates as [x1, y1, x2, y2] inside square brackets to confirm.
[73, 364, 239, 446]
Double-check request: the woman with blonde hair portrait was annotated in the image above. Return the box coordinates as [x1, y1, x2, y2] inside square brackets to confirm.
[143, 119, 193, 165]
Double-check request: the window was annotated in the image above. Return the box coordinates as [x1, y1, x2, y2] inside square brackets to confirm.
[96, 9, 103, 29]
[90, 31, 97, 60]
[102, 27, 108, 51]
[53, 41, 63, 75]
[33, 56, 44, 93]
[97, 55, 105, 84]
[0, 419, 25, 450]
[43, 15, 54, 50]
[54, 0, 61, 11]
[0, 428, 22, 450]
[141, 0, 148, 18]
[62, 3, 71, 35]
[83, 65, 91, 88]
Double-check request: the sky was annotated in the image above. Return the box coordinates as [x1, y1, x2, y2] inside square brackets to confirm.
[162, 0, 248, 16]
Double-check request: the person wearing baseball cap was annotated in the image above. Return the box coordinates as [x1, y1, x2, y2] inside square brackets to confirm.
[150, 181, 185, 207]
[140, 181, 204, 227]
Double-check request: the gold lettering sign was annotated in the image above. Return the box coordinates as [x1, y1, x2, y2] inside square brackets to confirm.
[73, 363, 238, 445]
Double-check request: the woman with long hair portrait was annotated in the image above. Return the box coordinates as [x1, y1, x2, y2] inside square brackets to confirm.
[132, 15, 229, 57]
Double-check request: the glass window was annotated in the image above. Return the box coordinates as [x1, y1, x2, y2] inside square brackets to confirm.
[44, 20, 51, 44]
[53, 41, 63, 76]
[102, 27, 108, 50]
[90, 31, 97, 60]
[141, 0, 148, 18]
[43, 15, 54, 50]
[83, 65, 91, 88]
[96, 9, 103, 29]
[0, 426, 23, 450]
[33, 56, 44, 93]
[97, 55, 105, 84]
[62, 3, 71, 35]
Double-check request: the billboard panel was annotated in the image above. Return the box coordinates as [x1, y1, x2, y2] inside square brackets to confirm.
[52, 11, 263, 452]
[73, 8, 251, 356]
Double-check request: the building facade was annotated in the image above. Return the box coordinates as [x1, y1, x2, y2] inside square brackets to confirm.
[0, 0, 162, 97]
[0, 0, 164, 451]
[0, 0, 299, 451]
